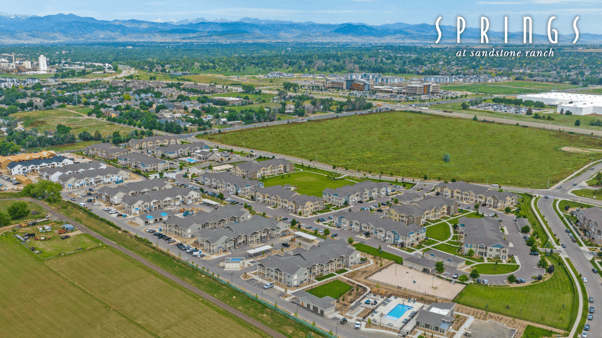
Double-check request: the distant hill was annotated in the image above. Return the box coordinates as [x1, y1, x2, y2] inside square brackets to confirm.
[0, 13, 598, 44]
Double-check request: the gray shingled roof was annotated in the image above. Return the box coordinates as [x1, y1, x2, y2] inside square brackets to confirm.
[292, 290, 336, 309]
[342, 211, 422, 237]
[235, 158, 290, 172]
[460, 217, 507, 247]
[323, 181, 389, 196]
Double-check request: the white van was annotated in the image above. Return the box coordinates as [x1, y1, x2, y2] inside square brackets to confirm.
[79, 203, 86, 207]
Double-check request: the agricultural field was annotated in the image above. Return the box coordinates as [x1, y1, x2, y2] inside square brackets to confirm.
[47, 248, 266, 338]
[13, 109, 139, 138]
[205, 111, 602, 188]
[259, 171, 357, 197]
[431, 101, 602, 133]
[455, 256, 576, 330]
[0, 236, 153, 338]
[306, 280, 352, 299]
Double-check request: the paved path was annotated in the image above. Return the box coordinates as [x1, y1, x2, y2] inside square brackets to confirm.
[8, 197, 286, 338]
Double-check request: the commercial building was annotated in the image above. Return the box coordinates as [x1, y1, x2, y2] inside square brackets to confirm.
[38, 55, 48, 72]
[517, 92, 602, 116]
[403, 83, 440, 95]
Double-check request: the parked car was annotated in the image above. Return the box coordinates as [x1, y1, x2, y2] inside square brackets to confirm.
[562, 244, 567, 248]
[331, 233, 338, 238]
[582, 331, 588, 338]
[452, 274, 458, 279]
[585, 324, 590, 331]
[593, 268, 598, 274]
[355, 321, 361, 329]
[530, 251, 540, 256]
[340, 318, 347, 325]
[590, 297, 594, 303]
[589, 306, 595, 314]
[588, 314, 593, 320]
[263, 283, 274, 289]
[282, 243, 290, 248]
[583, 277, 588, 283]
[60, 235, 70, 240]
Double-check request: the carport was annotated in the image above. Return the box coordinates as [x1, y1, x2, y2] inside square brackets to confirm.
[247, 245, 273, 258]
[295, 231, 317, 242]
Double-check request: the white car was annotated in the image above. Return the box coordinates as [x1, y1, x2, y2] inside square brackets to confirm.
[354, 321, 361, 330]
[583, 277, 588, 283]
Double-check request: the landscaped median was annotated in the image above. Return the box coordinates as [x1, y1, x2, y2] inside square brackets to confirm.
[454, 255, 576, 332]
[553, 199, 583, 247]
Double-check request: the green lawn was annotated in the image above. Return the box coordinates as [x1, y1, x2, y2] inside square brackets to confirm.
[14, 223, 103, 259]
[522, 325, 557, 338]
[448, 212, 483, 225]
[455, 256, 576, 330]
[515, 194, 550, 247]
[572, 189, 602, 200]
[426, 222, 451, 241]
[472, 263, 520, 275]
[352, 243, 404, 264]
[205, 111, 602, 188]
[0, 200, 47, 224]
[47, 247, 265, 338]
[307, 280, 352, 299]
[259, 171, 356, 197]
[0, 236, 153, 338]
[315, 273, 336, 281]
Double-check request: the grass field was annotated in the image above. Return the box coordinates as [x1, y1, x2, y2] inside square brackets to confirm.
[307, 280, 352, 299]
[204, 111, 602, 188]
[47, 247, 265, 338]
[472, 263, 520, 275]
[455, 255, 575, 330]
[441, 81, 578, 95]
[353, 243, 404, 264]
[0, 200, 47, 223]
[14, 109, 138, 138]
[260, 171, 357, 197]
[0, 236, 153, 338]
[425, 222, 451, 241]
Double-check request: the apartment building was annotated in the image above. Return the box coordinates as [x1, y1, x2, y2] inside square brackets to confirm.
[458, 217, 509, 259]
[57, 167, 130, 190]
[121, 187, 201, 215]
[39, 161, 107, 182]
[257, 239, 361, 287]
[335, 211, 426, 247]
[574, 207, 602, 245]
[129, 136, 180, 150]
[118, 153, 170, 172]
[253, 185, 325, 216]
[197, 171, 264, 197]
[435, 181, 518, 210]
[7, 155, 74, 175]
[232, 158, 294, 179]
[322, 181, 392, 207]
[385, 196, 459, 225]
[85, 143, 130, 160]
[155, 142, 209, 159]
[164, 205, 251, 238]
[97, 179, 172, 205]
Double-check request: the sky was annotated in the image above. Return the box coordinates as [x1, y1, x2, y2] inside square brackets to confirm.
[2, 0, 601, 33]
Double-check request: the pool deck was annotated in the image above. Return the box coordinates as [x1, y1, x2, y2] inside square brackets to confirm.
[368, 297, 425, 330]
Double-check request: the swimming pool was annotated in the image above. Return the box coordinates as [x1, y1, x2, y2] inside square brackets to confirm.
[227, 258, 243, 262]
[185, 158, 198, 163]
[385, 304, 413, 320]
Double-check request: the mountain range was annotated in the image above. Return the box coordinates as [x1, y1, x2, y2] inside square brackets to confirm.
[0, 13, 599, 44]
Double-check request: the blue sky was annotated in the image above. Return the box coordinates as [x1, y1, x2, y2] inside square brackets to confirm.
[2, 0, 601, 33]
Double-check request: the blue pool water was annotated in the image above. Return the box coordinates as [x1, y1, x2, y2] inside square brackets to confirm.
[186, 158, 197, 163]
[385, 304, 413, 320]
[228, 258, 243, 262]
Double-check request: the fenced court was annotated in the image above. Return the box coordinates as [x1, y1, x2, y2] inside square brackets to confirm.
[368, 264, 465, 300]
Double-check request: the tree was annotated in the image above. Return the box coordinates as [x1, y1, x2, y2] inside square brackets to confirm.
[458, 274, 469, 282]
[291, 219, 297, 227]
[8, 201, 29, 220]
[21, 180, 63, 202]
[504, 207, 511, 213]
[547, 265, 555, 274]
[443, 153, 451, 163]
[461, 102, 469, 110]
[470, 269, 480, 279]
[435, 261, 445, 274]
[575, 119, 581, 126]
[324, 228, 330, 237]
[526, 237, 536, 246]
[537, 257, 548, 269]
[348, 237, 354, 245]
[393, 198, 399, 204]
[56, 124, 72, 134]
[521, 225, 531, 233]
[467, 249, 475, 256]
[526, 108, 533, 115]
[0, 212, 10, 227]
[565, 110, 572, 116]
[507, 274, 516, 283]
[217, 193, 224, 200]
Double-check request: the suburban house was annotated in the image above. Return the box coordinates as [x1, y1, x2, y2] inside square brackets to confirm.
[385, 196, 459, 225]
[129, 136, 180, 150]
[232, 158, 294, 179]
[458, 217, 509, 259]
[85, 143, 130, 160]
[164, 205, 251, 238]
[322, 181, 393, 207]
[197, 172, 264, 197]
[257, 239, 361, 287]
[7, 155, 74, 175]
[335, 211, 426, 247]
[292, 291, 336, 317]
[414, 303, 456, 335]
[118, 153, 170, 172]
[253, 185, 325, 216]
[434, 181, 518, 210]
[97, 179, 172, 205]
[121, 187, 202, 215]
[57, 167, 130, 190]
[196, 217, 290, 254]
[574, 207, 602, 245]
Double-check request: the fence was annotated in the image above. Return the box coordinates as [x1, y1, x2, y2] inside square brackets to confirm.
[183, 261, 337, 338]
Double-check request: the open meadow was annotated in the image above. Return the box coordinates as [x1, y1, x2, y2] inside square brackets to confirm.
[205, 111, 602, 188]
[260, 171, 357, 197]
